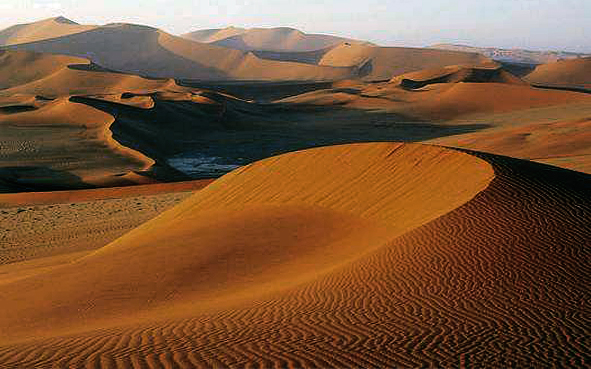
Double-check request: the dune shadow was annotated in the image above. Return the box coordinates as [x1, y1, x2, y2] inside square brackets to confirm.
[72, 94, 489, 179]
[0, 166, 93, 193]
[0, 105, 37, 114]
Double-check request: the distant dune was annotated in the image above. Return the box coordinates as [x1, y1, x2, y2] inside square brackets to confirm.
[318, 43, 492, 80]
[389, 65, 526, 88]
[524, 57, 591, 89]
[0, 49, 88, 90]
[280, 66, 588, 120]
[181, 26, 368, 52]
[0, 143, 588, 367]
[0, 17, 96, 46]
[431, 43, 591, 64]
[1, 23, 355, 81]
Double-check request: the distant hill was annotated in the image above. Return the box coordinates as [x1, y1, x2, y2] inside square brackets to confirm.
[0, 16, 96, 46]
[181, 26, 370, 52]
[431, 44, 591, 65]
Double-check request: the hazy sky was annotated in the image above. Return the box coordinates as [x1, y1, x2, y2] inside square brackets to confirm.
[1, 0, 589, 52]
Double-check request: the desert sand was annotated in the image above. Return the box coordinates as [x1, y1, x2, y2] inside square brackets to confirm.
[1, 16, 590, 368]
[182, 26, 368, 52]
[0, 143, 589, 368]
[0, 17, 96, 46]
[524, 56, 591, 89]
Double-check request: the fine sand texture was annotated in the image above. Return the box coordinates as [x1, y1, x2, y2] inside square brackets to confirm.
[0, 142, 588, 367]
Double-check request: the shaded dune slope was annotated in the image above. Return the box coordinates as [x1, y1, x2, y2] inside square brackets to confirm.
[390, 65, 525, 89]
[181, 26, 368, 52]
[0, 143, 589, 367]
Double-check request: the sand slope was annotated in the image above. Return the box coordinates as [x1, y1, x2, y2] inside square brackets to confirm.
[524, 57, 591, 89]
[390, 65, 526, 88]
[182, 26, 367, 52]
[319, 43, 492, 80]
[0, 17, 95, 46]
[2, 24, 355, 81]
[0, 142, 588, 367]
[0, 50, 89, 90]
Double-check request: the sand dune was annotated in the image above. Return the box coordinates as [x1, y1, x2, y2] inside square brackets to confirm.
[182, 26, 368, 52]
[390, 65, 525, 89]
[0, 142, 588, 367]
[0, 51, 180, 99]
[524, 56, 591, 89]
[318, 43, 492, 80]
[280, 71, 588, 120]
[0, 17, 95, 46]
[0, 97, 156, 191]
[276, 67, 591, 173]
[2, 24, 355, 81]
[0, 49, 88, 90]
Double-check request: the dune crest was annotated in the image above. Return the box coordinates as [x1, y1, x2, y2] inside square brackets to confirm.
[524, 56, 591, 89]
[0, 143, 588, 367]
[390, 65, 525, 89]
[181, 26, 367, 52]
[0, 143, 494, 343]
[0, 17, 95, 46]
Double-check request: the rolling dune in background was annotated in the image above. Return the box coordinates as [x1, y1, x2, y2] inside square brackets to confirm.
[0, 142, 588, 368]
[181, 26, 367, 52]
[0, 17, 96, 46]
[524, 56, 591, 89]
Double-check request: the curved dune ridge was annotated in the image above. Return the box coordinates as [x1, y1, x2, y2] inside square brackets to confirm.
[0, 17, 96, 46]
[318, 43, 491, 80]
[524, 56, 591, 89]
[182, 26, 367, 52]
[0, 49, 89, 90]
[0, 142, 589, 367]
[390, 65, 525, 89]
[2, 23, 355, 81]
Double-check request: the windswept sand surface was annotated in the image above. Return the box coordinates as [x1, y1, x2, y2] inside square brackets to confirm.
[0, 179, 211, 265]
[0, 143, 589, 368]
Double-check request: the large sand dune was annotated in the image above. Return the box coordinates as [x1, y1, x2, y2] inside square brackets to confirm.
[0, 49, 88, 90]
[0, 142, 588, 367]
[182, 26, 367, 52]
[277, 66, 591, 172]
[2, 24, 355, 81]
[318, 43, 492, 80]
[524, 56, 591, 89]
[0, 17, 95, 46]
